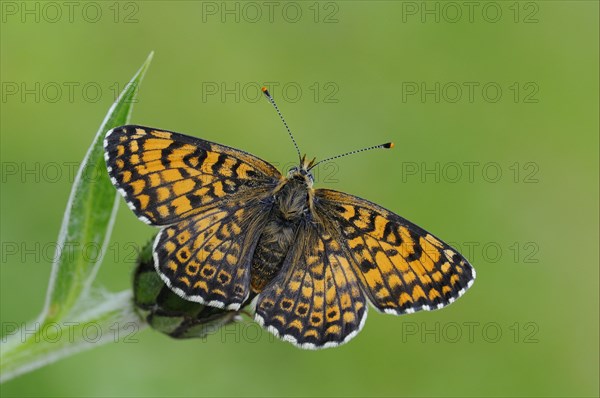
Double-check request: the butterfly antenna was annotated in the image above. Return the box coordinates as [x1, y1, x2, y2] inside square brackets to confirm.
[309, 142, 394, 171]
[262, 87, 302, 163]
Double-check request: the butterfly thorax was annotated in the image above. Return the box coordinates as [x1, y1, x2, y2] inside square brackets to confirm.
[250, 175, 312, 293]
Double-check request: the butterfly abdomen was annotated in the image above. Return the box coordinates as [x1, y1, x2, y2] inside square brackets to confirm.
[250, 179, 310, 293]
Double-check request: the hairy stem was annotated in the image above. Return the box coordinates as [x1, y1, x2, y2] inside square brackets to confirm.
[1, 290, 146, 383]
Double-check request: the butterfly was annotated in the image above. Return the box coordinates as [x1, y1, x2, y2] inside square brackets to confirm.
[104, 87, 475, 349]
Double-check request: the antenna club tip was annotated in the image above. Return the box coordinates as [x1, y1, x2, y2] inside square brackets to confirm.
[384, 142, 395, 149]
[261, 86, 269, 94]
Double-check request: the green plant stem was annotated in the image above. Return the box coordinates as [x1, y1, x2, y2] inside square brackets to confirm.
[0, 291, 146, 383]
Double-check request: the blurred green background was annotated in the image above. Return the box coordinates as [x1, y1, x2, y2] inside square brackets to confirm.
[1, 1, 598, 397]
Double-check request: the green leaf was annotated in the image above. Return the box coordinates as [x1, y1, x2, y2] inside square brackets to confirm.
[41, 52, 154, 323]
[0, 53, 155, 383]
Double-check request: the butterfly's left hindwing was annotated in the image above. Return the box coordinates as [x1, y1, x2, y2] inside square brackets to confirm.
[314, 189, 476, 315]
[154, 196, 274, 309]
[104, 125, 282, 225]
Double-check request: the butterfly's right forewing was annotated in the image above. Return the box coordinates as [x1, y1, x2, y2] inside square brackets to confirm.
[314, 189, 475, 315]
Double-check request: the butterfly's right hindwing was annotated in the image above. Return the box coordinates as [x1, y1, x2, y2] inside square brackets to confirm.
[255, 220, 368, 349]
[104, 125, 282, 225]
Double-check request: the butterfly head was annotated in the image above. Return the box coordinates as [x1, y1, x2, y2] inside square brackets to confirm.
[286, 154, 315, 187]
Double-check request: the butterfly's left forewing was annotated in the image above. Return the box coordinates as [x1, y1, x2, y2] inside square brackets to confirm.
[314, 189, 475, 315]
[104, 125, 282, 225]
